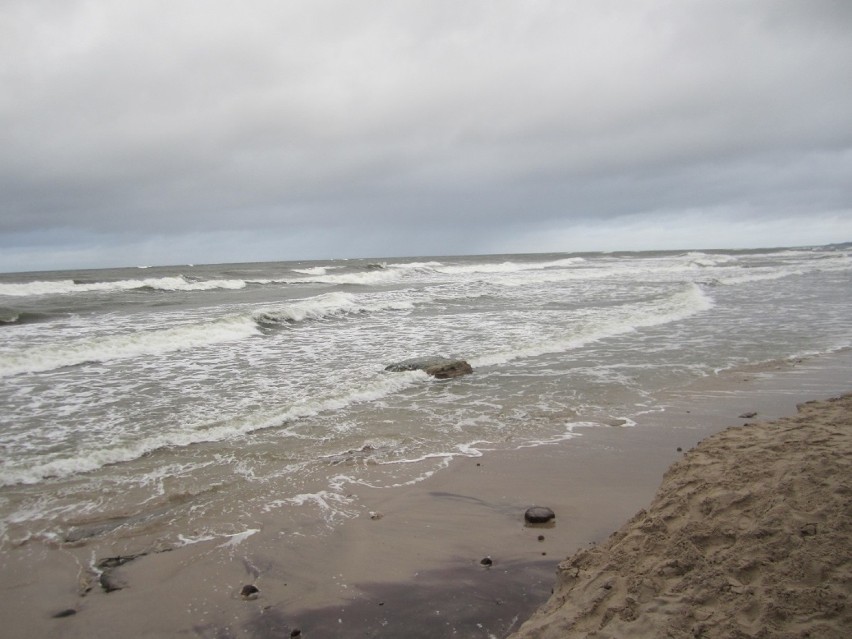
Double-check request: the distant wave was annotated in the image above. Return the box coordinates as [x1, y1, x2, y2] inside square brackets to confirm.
[0, 292, 415, 377]
[710, 254, 851, 286]
[287, 269, 406, 286]
[0, 256, 593, 297]
[291, 266, 343, 276]
[713, 270, 806, 286]
[683, 252, 739, 268]
[0, 275, 247, 297]
[282, 258, 587, 286]
[253, 291, 414, 325]
[432, 257, 586, 276]
[0, 308, 53, 326]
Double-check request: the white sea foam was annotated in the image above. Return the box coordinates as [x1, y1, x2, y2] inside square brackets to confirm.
[0, 315, 260, 377]
[176, 533, 218, 546]
[0, 369, 427, 485]
[218, 528, 260, 548]
[471, 283, 714, 368]
[282, 491, 358, 524]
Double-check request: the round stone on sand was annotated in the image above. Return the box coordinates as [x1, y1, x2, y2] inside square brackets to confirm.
[525, 506, 556, 524]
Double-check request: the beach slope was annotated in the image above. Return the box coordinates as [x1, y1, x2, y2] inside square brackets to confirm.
[509, 394, 852, 639]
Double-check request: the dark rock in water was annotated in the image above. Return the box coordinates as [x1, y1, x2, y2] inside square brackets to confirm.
[385, 356, 473, 379]
[524, 506, 556, 524]
[241, 584, 260, 600]
[290, 629, 302, 637]
[538, 535, 545, 541]
[96, 553, 144, 569]
[95, 552, 144, 592]
[480, 557, 493, 566]
[426, 360, 473, 379]
[739, 411, 758, 419]
[52, 608, 77, 618]
[99, 570, 126, 593]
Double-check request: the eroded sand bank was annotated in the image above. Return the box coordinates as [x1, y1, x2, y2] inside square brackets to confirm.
[510, 393, 852, 639]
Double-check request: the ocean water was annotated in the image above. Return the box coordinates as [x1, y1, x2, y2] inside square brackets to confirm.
[0, 247, 850, 548]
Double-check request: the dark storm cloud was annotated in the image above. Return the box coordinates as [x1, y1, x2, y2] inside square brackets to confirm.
[1, 0, 851, 269]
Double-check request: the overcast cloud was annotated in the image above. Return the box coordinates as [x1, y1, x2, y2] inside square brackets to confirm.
[2, 0, 851, 271]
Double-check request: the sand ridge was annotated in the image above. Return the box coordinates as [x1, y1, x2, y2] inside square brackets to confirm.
[510, 394, 852, 638]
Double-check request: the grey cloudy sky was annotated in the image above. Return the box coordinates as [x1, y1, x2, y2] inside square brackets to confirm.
[2, 0, 851, 271]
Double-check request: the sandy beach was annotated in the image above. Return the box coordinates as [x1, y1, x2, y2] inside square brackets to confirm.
[1, 350, 851, 638]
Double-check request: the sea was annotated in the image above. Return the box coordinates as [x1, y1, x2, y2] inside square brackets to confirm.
[1, 247, 850, 550]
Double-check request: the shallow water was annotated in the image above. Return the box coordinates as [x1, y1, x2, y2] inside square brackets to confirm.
[1, 247, 850, 549]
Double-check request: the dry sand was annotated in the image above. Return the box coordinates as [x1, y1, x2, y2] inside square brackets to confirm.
[1, 351, 851, 638]
[510, 394, 852, 639]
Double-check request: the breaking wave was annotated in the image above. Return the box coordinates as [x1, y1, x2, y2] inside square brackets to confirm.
[0, 292, 415, 377]
[473, 283, 714, 367]
[0, 275, 247, 297]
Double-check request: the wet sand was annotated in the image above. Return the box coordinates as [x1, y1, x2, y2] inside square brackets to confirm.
[1, 350, 851, 638]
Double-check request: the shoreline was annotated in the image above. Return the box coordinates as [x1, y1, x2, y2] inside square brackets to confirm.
[1, 349, 851, 638]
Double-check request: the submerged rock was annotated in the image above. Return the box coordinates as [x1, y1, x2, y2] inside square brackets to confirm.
[98, 570, 126, 593]
[240, 584, 260, 600]
[52, 609, 77, 618]
[385, 356, 473, 379]
[525, 506, 556, 524]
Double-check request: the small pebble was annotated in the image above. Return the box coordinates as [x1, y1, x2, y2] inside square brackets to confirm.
[480, 557, 493, 566]
[677, 447, 682, 452]
[537, 535, 545, 541]
[290, 629, 302, 638]
[52, 609, 77, 619]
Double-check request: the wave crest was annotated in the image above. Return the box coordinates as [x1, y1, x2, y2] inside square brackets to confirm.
[0, 275, 247, 297]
